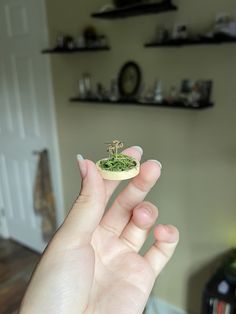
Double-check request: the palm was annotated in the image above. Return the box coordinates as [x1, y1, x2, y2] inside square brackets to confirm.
[86, 226, 154, 313]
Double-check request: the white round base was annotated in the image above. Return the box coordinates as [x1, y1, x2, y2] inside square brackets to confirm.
[96, 159, 140, 181]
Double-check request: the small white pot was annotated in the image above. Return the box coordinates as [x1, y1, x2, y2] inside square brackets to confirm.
[96, 158, 140, 180]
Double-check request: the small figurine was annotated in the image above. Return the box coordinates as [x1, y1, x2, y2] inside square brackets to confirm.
[188, 82, 201, 106]
[78, 79, 86, 98]
[166, 86, 178, 104]
[153, 80, 163, 103]
[172, 23, 188, 40]
[83, 26, 98, 47]
[96, 140, 140, 180]
[158, 27, 170, 43]
[83, 73, 92, 96]
[75, 35, 85, 48]
[96, 83, 108, 100]
[109, 79, 119, 101]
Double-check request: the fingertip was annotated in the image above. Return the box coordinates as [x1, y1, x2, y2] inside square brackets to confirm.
[139, 160, 161, 184]
[148, 159, 162, 170]
[147, 160, 162, 176]
[132, 146, 143, 156]
[154, 224, 179, 244]
[132, 202, 158, 229]
[77, 157, 103, 183]
[122, 146, 143, 161]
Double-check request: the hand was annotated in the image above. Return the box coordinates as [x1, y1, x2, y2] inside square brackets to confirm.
[20, 146, 179, 314]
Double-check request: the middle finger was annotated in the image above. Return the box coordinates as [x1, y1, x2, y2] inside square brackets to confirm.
[100, 160, 161, 235]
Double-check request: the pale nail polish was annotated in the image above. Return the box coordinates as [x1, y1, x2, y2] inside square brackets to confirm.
[133, 146, 143, 155]
[149, 159, 162, 169]
[77, 154, 84, 161]
[76, 154, 87, 178]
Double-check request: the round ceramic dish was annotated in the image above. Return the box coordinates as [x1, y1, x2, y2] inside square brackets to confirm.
[96, 158, 140, 180]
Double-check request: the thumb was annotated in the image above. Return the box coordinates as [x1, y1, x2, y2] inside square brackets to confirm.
[56, 155, 106, 246]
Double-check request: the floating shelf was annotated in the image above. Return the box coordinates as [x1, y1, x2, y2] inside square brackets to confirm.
[145, 36, 236, 48]
[91, 2, 177, 19]
[69, 97, 213, 110]
[41, 46, 110, 54]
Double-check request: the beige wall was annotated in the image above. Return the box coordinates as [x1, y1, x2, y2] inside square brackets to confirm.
[45, 0, 236, 312]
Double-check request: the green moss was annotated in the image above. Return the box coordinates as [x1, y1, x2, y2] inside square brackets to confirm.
[98, 154, 137, 172]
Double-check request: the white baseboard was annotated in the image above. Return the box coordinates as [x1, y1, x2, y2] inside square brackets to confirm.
[146, 296, 187, 314]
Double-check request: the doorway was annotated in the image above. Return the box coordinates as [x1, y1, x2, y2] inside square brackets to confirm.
[0, 0, 64, 252]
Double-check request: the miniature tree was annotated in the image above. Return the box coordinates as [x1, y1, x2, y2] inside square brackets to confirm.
[106, 140, 124, 158]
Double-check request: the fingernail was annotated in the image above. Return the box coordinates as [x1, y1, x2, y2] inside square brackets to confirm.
[77, 154, 84, 161]
[76, 154, 87, 178]
[149, 159, 162, 170]
[133, 146, 143, 155]
[142, 207, 153, 216]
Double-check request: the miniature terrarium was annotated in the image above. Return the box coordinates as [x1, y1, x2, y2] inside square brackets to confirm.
[96, 140, 140, 180]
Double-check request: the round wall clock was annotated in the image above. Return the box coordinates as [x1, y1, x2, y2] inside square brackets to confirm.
[118, 61, 141, 99]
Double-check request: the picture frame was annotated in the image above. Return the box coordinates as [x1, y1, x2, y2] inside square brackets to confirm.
[180, 79, 212, 104]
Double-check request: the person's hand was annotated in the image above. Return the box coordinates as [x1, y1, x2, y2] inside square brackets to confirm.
[20, 146, 179, 314]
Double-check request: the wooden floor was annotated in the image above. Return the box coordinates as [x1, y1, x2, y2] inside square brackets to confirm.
[0, 238, 40, 314]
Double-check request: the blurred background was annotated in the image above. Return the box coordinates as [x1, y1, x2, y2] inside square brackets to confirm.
[0, 0, 236, 313]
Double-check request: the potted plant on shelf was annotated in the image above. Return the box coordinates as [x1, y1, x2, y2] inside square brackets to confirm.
[96, 140, 140, 180]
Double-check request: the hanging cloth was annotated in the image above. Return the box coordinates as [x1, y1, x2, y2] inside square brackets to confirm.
[33, 149, 56, 240]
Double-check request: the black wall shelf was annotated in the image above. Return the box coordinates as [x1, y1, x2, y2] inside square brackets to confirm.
[42, 46, 110, 54]
[69, 97, 213, 110]
[91, 2, 177, 19]
[145, 36, 236, 48]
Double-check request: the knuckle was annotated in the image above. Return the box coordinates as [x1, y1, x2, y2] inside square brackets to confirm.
[132, 179, 150, 193]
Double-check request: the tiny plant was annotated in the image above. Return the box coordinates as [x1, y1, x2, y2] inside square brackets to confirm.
[98, 140, 138, 172]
